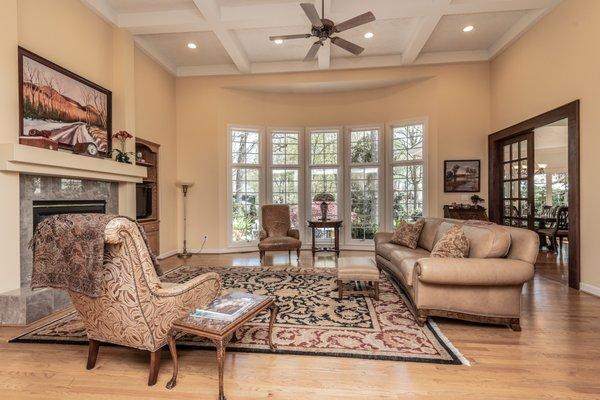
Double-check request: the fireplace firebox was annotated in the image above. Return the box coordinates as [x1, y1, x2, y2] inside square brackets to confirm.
[32, 200, 107, 231]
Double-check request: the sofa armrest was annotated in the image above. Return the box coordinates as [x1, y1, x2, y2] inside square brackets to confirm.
[374, 232, 393, 247]
[288, 228, 300, 240]
[415, 258, 534, 286]
[153, 272, 222, 297]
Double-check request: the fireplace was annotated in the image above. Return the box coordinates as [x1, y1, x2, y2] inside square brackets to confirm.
[32, 200, 106, 231]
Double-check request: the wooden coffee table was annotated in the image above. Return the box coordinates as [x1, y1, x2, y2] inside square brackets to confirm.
[166, 292, 278, 400]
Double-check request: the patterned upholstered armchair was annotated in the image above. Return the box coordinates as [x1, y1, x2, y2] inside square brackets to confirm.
[258, 204, 302, 260]
[67, 218, 221, 385]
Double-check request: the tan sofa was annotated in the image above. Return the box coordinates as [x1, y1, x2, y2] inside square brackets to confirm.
[374, 218, 539, 331]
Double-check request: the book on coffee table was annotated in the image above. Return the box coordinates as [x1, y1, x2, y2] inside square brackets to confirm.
[192, 293, 255, 321]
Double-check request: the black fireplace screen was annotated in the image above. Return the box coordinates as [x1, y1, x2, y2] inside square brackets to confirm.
[32, 200, 106, 231]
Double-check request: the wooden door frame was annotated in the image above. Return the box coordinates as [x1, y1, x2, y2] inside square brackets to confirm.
[488, 100, 580, 289]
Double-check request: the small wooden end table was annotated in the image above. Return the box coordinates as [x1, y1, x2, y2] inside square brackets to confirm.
[166, 292, 278, 400]
[307, 219, 343, 257]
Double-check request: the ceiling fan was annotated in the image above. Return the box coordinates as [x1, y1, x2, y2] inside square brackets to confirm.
[269, 1, 376, 61]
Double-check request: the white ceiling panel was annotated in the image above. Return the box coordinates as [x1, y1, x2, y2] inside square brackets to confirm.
[139, 32, 233, 66]
[330, 18, 416, 59]
[423, 11, 528, 52]
[235, 25, 314, 63]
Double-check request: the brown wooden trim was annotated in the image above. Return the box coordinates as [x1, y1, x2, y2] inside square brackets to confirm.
[18, 47, 112, 156]
[488, 100, 580, 289]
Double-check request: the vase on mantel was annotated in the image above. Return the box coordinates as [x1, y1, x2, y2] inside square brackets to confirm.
[112, 130, 134, 163]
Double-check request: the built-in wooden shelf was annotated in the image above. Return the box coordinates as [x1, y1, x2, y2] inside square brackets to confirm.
[135, 138, 160, 255]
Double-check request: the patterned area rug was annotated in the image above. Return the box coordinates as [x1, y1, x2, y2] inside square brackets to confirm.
[11, 265, 466, 364]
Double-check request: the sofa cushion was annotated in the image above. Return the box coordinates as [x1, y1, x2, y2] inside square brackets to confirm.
[390, 219, 425, 249]
[389, 247, 430, 287]
[377, 242, 403, 260]
[418, 218, 443, 251]
[435, 221, 511, 259]
[430, 226, 470, 258]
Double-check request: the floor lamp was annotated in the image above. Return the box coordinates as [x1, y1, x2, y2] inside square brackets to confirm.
[176, 181, 194, 258]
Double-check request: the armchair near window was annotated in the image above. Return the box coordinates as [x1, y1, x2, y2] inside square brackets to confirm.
[67, 218, 221, 386]
[258, 204, 302, 260]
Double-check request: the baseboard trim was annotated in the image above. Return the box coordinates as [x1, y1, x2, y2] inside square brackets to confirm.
[157, 249, 179, 259]
[580, 283, 600, 297]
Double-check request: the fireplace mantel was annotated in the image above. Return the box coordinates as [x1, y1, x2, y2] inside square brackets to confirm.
[0, 143, 147, 183]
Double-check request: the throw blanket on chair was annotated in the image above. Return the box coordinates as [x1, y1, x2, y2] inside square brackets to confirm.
[30, 213, 162, 297]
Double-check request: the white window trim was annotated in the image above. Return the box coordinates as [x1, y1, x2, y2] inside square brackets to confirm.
[227, 124, 266, 248]
[385, 118, 429, 231]
[305, 126, 343, 243]
[266, 127, 305, 239]
[343, 124, 384, 245]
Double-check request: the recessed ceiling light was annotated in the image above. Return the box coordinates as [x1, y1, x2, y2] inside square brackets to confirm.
[274, 39, 284, 44]
[364, 32, 374, 39]
[462, 25, 474, 32]
[187, 42, 197, 49]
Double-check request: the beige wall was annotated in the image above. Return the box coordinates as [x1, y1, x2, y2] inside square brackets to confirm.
[0, 0, 178, 292]
[134, 48, 178, 255]
[176, 63, 490, 250]
[490, 0, 600, 289]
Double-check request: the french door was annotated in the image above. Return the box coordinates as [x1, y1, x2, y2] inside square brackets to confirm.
[500, 131, 535, 229]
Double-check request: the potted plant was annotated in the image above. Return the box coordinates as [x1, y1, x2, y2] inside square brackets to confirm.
[470, 194, 484, 206]
[112, 130, 134, 163]
[313, 193, 335, 221]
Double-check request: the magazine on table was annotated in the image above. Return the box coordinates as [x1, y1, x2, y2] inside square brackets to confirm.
[192, 296, 255, 321]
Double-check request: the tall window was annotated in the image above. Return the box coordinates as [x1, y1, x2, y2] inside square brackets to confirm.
[309, 129, 340, 240]
[347, 127, 381, 241]
[269, 130, 301, 228]
[390, 123, 425, 226]
[230, 128, 261, 243]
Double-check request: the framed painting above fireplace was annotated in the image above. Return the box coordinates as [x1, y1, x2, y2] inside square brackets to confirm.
[18, 47, 112, 156]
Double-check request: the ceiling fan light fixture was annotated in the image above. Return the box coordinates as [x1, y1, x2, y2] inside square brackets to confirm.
[274, 39, 284, 44]
[462, 25, 474, 33]
[364, 32, 374, 39]
[187, 42, 197, 49]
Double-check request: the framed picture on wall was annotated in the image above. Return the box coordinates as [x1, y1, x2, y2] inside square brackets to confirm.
[18, 47, 112, 156]
[444, 159, 481, 192]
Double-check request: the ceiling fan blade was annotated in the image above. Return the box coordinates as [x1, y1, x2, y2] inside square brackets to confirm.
[269, 34, 312, 41]
[300, 3, 323, 28]
[304, 41, 323, 61]
[331, 37, 364, 55]
[334, 11, 375, 32]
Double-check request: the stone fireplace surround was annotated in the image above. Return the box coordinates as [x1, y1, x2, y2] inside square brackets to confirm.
[0, 144, 147, 325]
[0, 175, 119, 325]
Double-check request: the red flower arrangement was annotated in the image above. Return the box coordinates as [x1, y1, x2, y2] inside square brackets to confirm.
[112, 130, 134, 163]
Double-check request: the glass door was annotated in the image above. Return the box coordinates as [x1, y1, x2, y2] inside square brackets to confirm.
[500, 131, 534, 229]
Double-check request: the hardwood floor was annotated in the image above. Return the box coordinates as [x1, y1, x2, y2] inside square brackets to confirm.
[1, 250, 600, 399]
[536, 245, 569, 285]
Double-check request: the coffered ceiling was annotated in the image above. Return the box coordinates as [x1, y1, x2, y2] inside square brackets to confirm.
[82, 0, 561, 76]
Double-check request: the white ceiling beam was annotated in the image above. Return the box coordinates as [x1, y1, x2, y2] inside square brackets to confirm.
[178, 64, 241, 77]
[447, 0, 561, 15]
[192, 0, 251, 74]
[118, 9, 211, 35]
[488, 6, 558, 59]
[80, 0, 118, 26]
[402, 0, 451, 65]
[414, 50, 490, 65]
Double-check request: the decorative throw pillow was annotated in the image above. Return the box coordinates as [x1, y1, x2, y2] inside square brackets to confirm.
[430, 225, 470, 258]
[390, 219, 426, 249]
